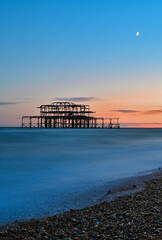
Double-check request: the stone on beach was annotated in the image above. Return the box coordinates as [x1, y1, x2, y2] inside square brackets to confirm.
[0, 173, 161, 240]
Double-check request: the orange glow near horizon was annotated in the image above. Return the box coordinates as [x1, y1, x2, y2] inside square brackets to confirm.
[90, 91, 162, 128]
[1, 88, 162, 128]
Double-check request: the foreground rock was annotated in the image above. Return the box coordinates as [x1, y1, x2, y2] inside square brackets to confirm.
[0, 174, 161, 240]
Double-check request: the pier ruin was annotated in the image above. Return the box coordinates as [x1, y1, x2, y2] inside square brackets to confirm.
[22, 102, 120, 128]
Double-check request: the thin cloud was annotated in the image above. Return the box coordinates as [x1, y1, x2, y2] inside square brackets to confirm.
[54, 97, 98, 102]
[15, 97, 31, 101]
[0, 101, 30, 106]
[121, 122, 162, 126]
[112, 109, 162, 115]
[111, 110, 140, 113]
[121, 123, 141, 127]
[0, 102, 20, 106]
[143, 110, 162, 115]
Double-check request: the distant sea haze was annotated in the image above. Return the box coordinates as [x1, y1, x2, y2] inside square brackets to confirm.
[0, 128, 161, 225]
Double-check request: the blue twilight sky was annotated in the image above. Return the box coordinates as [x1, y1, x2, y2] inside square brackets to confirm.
[0, 0, 162, 126]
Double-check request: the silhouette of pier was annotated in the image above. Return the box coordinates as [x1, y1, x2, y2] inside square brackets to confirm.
[22, 102, 120, 128]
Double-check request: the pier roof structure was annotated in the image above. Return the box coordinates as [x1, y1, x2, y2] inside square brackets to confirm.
[22, 102, 120, 128]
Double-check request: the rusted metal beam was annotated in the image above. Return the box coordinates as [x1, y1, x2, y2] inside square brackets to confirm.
[22, 102, 120, 129]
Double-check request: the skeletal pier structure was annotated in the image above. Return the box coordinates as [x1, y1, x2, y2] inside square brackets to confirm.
[22, 102, 120, 128]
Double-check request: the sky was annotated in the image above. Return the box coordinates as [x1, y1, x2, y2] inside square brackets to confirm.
[0, 0, 162, 127]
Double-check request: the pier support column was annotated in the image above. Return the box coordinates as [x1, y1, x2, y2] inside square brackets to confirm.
[84, 120, 86, 128]
[95, 119, 97, 128]
[92, 119, 93, 128]
[40, 117, 42, 128]
[30, 117, 32, 128]
[45, 117, 47, 128]
[22, 118, 24, 128]
[102, 118, 104, 128]
[49, 118, 51, 128]
[87, 119, 89, 128]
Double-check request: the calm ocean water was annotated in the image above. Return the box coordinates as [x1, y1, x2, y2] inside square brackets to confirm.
[0, 128, 162, 224]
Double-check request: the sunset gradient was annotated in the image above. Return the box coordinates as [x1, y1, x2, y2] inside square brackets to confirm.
[0, 0, 162, 127]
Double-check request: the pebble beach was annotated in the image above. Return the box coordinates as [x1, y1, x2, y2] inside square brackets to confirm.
[0, 171, 161, 240]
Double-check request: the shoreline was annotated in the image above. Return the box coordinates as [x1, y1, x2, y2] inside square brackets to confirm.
[0, 169, 161, 239]
[95, 169, 162, 204]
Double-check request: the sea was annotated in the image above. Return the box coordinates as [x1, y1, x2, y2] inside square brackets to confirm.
[0, 128, 162, 225]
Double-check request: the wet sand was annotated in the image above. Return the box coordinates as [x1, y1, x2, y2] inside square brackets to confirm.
[0, 170, 161, 239]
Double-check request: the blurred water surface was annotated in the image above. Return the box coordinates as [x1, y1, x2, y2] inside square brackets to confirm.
[0, 128, 162, 224]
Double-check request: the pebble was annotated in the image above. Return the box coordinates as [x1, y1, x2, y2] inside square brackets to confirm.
[0, 174, 161, 240]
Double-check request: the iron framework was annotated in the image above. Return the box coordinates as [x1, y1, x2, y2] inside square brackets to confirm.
[22, 102, 120, 128]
